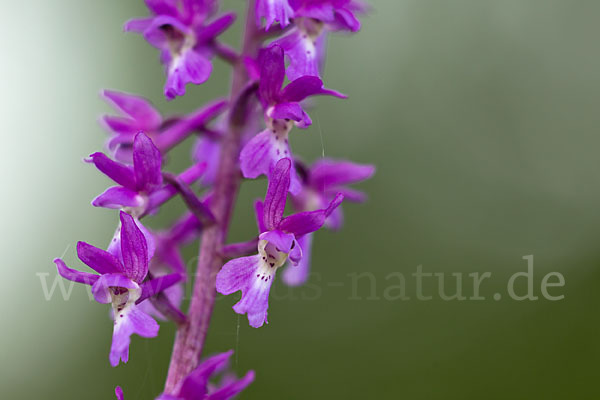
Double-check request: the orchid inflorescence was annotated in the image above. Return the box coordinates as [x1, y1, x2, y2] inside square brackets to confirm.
[53, 0, 374, 398]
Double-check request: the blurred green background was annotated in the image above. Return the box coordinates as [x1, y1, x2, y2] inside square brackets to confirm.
[2, 0, 600, 398]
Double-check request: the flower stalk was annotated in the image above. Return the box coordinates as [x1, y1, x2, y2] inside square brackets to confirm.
[163, 0, 260, 393]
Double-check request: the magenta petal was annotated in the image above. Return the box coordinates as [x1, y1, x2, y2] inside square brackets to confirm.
[101, 116, 139, 135]
[192, 136, 220, 185]
[92, 186, 144, 209]
[310, 159, 375, 188]
[53, 258, 99, 286]
[288, 237, 302, 265]
[92, 273, 138, 304]
[240, 129, 300, 194]
[256, 0, 293, 30]
[278, 193, 344, 236]
[268, 102, 305, 123]
[77, 241, 123, 275]
[239, 130, 275, 180]
[102, 90, 162, 128]
[281, 75, 346, 102]
[165, 50, 212, 100]
[259, 230, 296, 253]
[331, 186, 367, 203]
[254, 200, 267, 233]
[216, 256, 260, 296]
[334, 7, 361, 32]
[196, 12, 236, 42]
[216, 256, 272, 328]
[207, 370, 256, 400]
[115, 386, 124, 400]
[274, 30, 320, 81]
[179, 351, 233, 399]
[86, 152, 136, 190]
[325, 201, 344, 229]
[263, 158, 291, 230]
[138, 273, 183, 303]
[123, 17, 154, 33]
[143, 15, 191, 49]
[110, 306, 159, 367]
[282, 234, 312, 286]
[133, 132, 163, 193]
[119, 212, 149, 283]
[145, 0, 179, 16]
[258, 45, 286, 104]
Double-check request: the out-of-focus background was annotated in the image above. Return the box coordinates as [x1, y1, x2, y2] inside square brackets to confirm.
[2, 0, 600, 398]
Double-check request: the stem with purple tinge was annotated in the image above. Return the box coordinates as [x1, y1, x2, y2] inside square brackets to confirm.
[163, 1, 260, 394]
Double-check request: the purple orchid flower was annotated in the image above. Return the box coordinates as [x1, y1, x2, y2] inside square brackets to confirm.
[282, 158, 374, 285]
[156, 350, 254, 400]
[216, 158, 343, 327]
[272, 0, 364, 80]
[239, 44, 345, 194]
[101, 90, 227, 162]
[53, 211, 182, 366]
[125, 1, 236, 99]
[116, 386, 124, 400]
[86, 132, 205, 215]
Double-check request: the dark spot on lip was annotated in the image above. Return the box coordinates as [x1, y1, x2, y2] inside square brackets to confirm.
[270, 262, 275, 267]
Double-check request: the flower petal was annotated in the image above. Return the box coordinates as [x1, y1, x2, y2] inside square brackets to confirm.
[207, 370, 255, 400]
[334, 7, 361, 32]
[108, 219, 156, 265]
[310, 159, 375, 189]
[145, 0, 180, 17]
[274, 30, 319, 81]
[192, 136, 220, 185]
[91, 186, 144, 209]
[254, 200, 267, 233]
[268, 102, 306, 123]
[240, 130, 301, 194]
[216, 256, 272, 328]
[53, 258, 99, 285]
[259, 230, 295, 254]
[86, 152, 136, 190]
[165, 50, 213, 100]
[101, 116, 139, 135]
[278, 193, 344, 236]
[102, 90, 162, 128]
[256, 0, 293, 30]
[133, 132, 163, 193]
[115, 386, 124, 400]
[258, 45, 285, 104]
[123, 17, 154, 33]
[143, 15, 191, 49]
[179, 351, 233, 399]
[196, 12, 236, 42]
[282, 233, 312, 286]
[281, 75, 346, 102]
[138, 273, 183, 303]
[120, 211, 149, 283]
[263, 158, 291, 230]
[77, 241, 123, 275]
[92, 273, 139, 304]
[110, 305, 159, 367]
